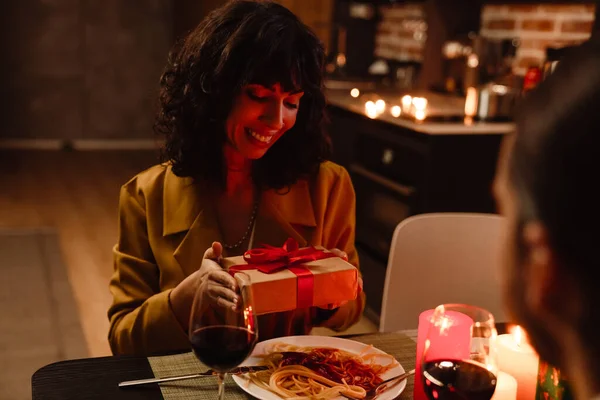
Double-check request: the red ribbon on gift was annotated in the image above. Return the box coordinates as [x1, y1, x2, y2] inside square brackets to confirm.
[228, 238, 337, 308]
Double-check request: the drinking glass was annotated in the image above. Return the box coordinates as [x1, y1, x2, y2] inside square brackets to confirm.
[189, 272, 258, 400]
[422, 304, 498, 400]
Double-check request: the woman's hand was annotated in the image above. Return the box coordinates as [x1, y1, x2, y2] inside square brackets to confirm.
[197, 242, 239, 310]
[169, 242, 239, 331]
[317, 248, 364, 311]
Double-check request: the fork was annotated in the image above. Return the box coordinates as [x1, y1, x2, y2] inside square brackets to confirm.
[343, 369, 415, 400]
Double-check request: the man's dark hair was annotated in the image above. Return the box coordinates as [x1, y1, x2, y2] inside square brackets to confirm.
[154, 0, 331, 190]
[509, 37, 600, 341]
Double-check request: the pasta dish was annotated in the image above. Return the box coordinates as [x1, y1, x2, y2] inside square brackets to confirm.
[245, 343, 399, 399]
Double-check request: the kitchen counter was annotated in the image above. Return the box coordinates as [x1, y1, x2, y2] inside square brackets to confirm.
[326, 88, 515, 135]
[325, 84, 506, 323]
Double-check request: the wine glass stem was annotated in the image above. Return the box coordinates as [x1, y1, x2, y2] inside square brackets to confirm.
[217, 373, 226, 400]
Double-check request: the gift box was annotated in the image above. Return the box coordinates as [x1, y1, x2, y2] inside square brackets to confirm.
[221, 238, 360, 315]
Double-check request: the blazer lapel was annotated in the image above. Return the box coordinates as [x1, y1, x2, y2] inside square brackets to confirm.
[162, 169, 222, 277]
[163, 167, 318, 277]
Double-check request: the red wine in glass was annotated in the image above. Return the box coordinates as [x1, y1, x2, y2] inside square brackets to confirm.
[423, 359, 497, 400]
[190, 325, 258, 373]
[189, 271, 258, 400]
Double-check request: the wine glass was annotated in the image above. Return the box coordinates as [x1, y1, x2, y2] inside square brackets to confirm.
[189, 271, 258, 400]
[421, 304, 498, 400]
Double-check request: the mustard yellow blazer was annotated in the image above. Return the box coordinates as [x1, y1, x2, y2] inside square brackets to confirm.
[108, 161, 365, 355]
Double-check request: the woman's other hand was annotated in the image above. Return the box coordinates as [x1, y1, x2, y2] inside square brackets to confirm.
[329, 248, 348, 262]
[318, 248, 364, 310]
[169, 242, 238, 331]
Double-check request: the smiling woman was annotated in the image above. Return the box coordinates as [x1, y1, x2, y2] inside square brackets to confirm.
[225, 83, 305, 160]
[107, 0, 365, 357]
[154, 0, 329, 191]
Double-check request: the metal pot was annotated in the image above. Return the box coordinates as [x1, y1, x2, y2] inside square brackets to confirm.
[464, 82, 520, 121]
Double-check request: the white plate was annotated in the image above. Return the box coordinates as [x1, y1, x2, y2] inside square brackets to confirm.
[232, 335, 406, 400]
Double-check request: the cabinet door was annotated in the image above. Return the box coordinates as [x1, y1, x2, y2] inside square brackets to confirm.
[354, 131, 426, 187]
[351, 164, 416, 260]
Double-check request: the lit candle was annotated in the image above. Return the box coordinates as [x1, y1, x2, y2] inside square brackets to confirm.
[391, 105, 401, 117]
[465, 87, 478, 118]
[364, 101, 377, 119]
[350, 88, 360, 98]
[401, 95, 412, 114]
[414, 309, 473, 400]
[496, 326, 539, 400]
[492, 371, 518, 400]
[415, 109, 426, 121]
[411, 97, 428, 121]
[412, 97, 428, 110]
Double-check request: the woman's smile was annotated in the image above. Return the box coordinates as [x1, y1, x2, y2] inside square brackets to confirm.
[245, 128, 276, 145]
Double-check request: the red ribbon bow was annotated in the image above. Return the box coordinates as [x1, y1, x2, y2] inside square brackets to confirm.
[229, 238, 337, 308]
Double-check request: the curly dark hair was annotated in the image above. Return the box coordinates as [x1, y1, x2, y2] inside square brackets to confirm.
[154, 0, 331, 190]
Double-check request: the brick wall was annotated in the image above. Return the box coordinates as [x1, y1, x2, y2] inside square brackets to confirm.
[374, 3, 427, 62]
[481, 3, 596, 75]
[375, 3, 596, 76]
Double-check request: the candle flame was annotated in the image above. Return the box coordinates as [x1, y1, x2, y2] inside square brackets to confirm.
[415, 109, 426, 121]
[512, 325, 529, 347]
[441, 316, 449, 330]
[412, 97, 428, 110]
[467, 54, 479, 68]
[365, 100, 380, 119]
[434, 315, 454, 335]
[465, 87, 478, 117]
[350, 88, 360, 98]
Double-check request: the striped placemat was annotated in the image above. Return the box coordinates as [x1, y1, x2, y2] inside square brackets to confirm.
[148, 332, 417, 400]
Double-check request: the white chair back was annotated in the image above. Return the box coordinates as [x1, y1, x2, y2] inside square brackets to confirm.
[379, 212, 507, 332]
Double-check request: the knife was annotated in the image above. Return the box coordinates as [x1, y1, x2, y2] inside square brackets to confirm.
[118, 365, 269, 388]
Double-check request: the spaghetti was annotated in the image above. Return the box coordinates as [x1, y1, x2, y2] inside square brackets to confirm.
[245, 343, 399, 399]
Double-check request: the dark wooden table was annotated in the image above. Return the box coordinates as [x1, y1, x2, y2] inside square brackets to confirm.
[32, 324, 511, 399]
[32, 354, 165, 400]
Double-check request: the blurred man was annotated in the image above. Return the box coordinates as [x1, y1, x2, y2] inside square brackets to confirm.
[493, 37, 600, 400]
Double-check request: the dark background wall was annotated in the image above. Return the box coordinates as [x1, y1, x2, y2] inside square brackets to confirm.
[0, 0, 332, 143]
[173, 0, 225, 41]
[0, 0, 172, 141]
